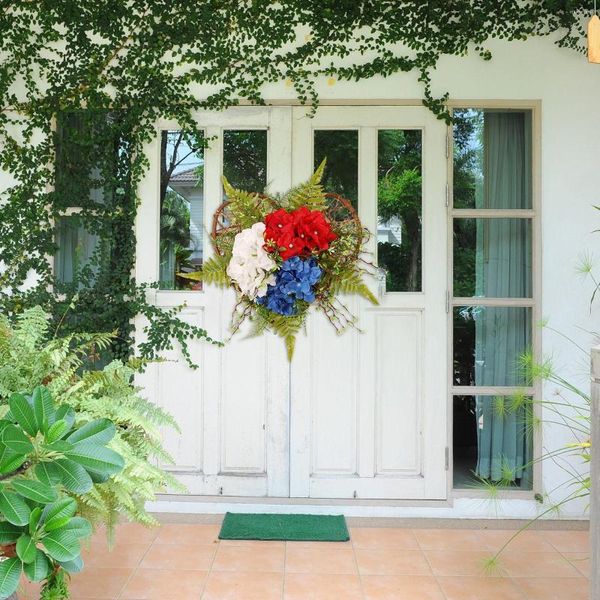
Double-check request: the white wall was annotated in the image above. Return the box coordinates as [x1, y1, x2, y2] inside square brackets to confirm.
[2, 34, 598, 518]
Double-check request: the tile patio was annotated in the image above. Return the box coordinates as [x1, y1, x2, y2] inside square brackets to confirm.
[17, 520, 590, 600]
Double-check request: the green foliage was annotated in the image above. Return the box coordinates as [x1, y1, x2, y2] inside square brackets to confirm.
[0, 383, 123, 599]
[0, 2, 589, 364]
[284, 160, 328, 212]
[0, 308, 181, 556]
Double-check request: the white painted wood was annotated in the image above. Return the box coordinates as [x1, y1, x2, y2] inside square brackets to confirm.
[591, 346, 600, 600]
[135, 107, 291, 497]
[290, 106, 448, 499]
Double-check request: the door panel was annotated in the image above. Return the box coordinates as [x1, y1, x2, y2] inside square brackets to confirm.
[290, 106, 447, 499]
[135, 107, 291, 496]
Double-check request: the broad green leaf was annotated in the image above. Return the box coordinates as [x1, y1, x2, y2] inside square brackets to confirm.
[55, 405, 75, 430]
[43, 440, 73, 454]
[0, 490, 31, 526]
[23, 549, 50, 582]
[29, 507, 42, 536]
[41, 498, 77, 529]
[58, 555, 83, 573]
[16, 533, 37, 564]
[32, 386, 55, 432]
[0, 522, 21, 544]
[1, 424, 34, 454]
[50, 459, 93, 494]
[35, 462, 62, 486]
[43, 516, 70, 533]
[42, 529, 80, 562]
[8, 394, 37, 437]
[66, 444, 124, 477]
[0, 557, 22, 598]
[66, 419, 115, 446]
[0, 446, 26, 474]
[45, 419, 69, 444]
[62, 517, 92, 540]
[0, 421, 12, 436]
[12, 478, 57, 503]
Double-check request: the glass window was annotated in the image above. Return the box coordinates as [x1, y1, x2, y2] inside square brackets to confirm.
[377, 129, 422, 292]
[453, 218, 532, 298]
[453, 109, 532, 210]
[54, 215, 103, 286]
[159, 130, 205, 291]
[453, 395, 533, 490]
[453, 306, 532, 387]
[314, 130, 358, 207]
[223, 130, 267, 193]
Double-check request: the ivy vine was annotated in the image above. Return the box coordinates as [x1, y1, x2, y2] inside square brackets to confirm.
[0, 1, 588, 364]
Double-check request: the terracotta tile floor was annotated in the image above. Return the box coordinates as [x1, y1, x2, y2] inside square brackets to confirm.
[16, 521, 590, 599]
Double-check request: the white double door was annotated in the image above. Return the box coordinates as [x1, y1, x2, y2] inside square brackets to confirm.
[136, 105, 448, 500]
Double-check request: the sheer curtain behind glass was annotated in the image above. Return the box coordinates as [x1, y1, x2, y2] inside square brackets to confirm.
[475, 111, 532, 484]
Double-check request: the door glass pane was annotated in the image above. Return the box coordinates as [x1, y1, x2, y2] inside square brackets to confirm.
[54, 215, 103, 287]
[314, 130, 358, 207]
[453, 109, 532, 209]
[377, 129, 422, 292]
[453, 306, 531, 386]
[223, 130, 267, 193]
[453, 394, 533, 489]
[159, 130, 205, 291]
[453, 218, 532, 298]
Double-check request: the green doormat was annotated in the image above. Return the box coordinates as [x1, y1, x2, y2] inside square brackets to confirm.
[219, 512, 350, 542]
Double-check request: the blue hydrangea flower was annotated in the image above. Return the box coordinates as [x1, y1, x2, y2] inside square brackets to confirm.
[257, 257, 322, 315]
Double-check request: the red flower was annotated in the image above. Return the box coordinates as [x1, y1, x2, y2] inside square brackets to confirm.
[264, 206, 337, 260]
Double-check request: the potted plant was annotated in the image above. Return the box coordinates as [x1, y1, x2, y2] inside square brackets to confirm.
[0, 307, 182, 599]
[0, 386, 124, 598]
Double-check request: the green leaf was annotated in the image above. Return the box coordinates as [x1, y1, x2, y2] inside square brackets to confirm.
[29, 507, 42, 536]
[55, 405, 75, 430]
[0, 522, 21, 544]
[0, 490, 31, 526]
[49, 459, 93, 494]
[12, 478, 57, 503]
[62, 517, 92, 540]
[42, 529, 80, 562]
[16, 533, 37, 564]
[32, 386, 55, 433]
[0, 446, 26, 474]
[1, 424, 34, 454]
[45, 419, 69, 444]
[35, 462, 61, 486]
[66, 418, 115, 446]
[41, 498, 77, 530]
[66, 444, 124, 477]
[43, 440, 73, 453]
[0, 557, 22, 598]
[43, 516, 70, 533]
[23, 549, 50, 582]
[8, 394, 37, 437]
[58, 555, 83, 573]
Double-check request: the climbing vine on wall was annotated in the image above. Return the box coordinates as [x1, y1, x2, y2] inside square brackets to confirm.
[0, 1, 588, 364]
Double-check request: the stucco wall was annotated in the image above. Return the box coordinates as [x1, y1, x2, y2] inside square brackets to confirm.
[2, 34, 598, 518]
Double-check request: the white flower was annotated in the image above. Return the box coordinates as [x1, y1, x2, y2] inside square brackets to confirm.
[227, 222, 276, 299]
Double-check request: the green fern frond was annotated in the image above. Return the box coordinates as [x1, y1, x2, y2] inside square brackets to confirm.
[200, 255, 231, 287]
[330, 269, 378, 305]
[284, 159, 327, 211]
[223, 176, 272, 228]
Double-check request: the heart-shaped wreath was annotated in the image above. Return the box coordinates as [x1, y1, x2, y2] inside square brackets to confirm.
[184, 161, 378, 360]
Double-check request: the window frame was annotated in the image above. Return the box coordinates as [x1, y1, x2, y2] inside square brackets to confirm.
[447, 101, 542, 499]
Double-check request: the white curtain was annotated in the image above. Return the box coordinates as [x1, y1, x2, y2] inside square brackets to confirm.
[475, 111, 533, 484]
[55, 217, 99, 285]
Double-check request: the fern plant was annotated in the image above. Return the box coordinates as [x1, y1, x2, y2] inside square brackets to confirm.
[0, 307, 181, 543]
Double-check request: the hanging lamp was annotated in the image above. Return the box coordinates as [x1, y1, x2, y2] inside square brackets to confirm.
[589, 0, 600, 63]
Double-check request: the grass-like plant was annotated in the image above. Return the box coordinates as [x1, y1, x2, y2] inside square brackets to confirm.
[479, 338, 591, 573]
